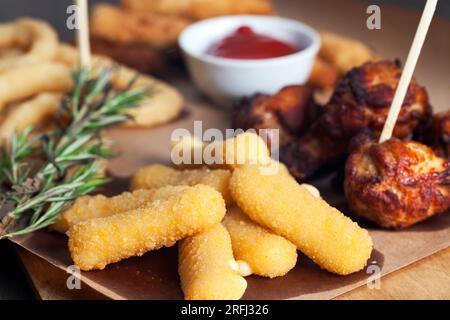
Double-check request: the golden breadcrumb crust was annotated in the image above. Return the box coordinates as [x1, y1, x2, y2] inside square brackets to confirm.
[178, 224, 247, 300]
[223, 207, 297, 278]
[68, 185, 226, 270]
[230, 165, 373, 275]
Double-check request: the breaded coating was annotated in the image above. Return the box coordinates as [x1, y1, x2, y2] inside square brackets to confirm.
[219, 132, 272, 169]
[68, 185, 226, 271]
[0, 92, 61, 142]
[130, 164, 232, 205]
[187, 0, 273, 20]
[178, 224, 247, 300]
[170, 134, 205, 169]
[171, 132, 273, 170]
[122, 0, 273, 21]
[302, 184, 321, 198]
[54, 44, 183, 128]
[53, 187, 184, 233]
[319, 32, 377, 74]
[91, 4, 190, 49]
[0, 62, 72, 110]
[229, 165, 373, 275]
[223, 207, 297, 278]
[89, 37, 166, 74]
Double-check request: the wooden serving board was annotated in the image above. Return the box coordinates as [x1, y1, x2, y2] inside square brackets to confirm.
[16, 247, 450, 300]
[12, 73, 450, 300]
[12, 0, 450, 299]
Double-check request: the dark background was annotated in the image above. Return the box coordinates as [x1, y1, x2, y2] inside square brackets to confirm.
[0, 0, 449, 300]
[0, 0, 449, 41]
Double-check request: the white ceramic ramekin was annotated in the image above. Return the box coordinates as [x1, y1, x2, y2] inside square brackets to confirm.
[179, 15, 321, 107]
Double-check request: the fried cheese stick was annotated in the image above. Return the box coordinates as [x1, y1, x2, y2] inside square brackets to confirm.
[178, 224, 247, 300]
[229, 165, 373, 275]
[130, 164, 232, 205]
[68, 185, 226, 270]
[223, 207, 297, 278]
[219, 132, 272, 169]
[171, 132, 278, 171]
[53, 187, 183, 233]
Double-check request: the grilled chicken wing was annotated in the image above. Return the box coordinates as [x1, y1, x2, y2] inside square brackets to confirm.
[430, 111, 450, 158]
[232, 85, 317, 146]
[280, 60, 432, 180]
[90, 37, 168, 74]
[344, 134, 450, 229]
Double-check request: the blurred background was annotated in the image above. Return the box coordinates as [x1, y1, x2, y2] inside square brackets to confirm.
[0, 0, 449, 41]
[373, 0, 449, 16]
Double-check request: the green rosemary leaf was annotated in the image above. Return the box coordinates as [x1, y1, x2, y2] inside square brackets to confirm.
[0, 66, 147, 239]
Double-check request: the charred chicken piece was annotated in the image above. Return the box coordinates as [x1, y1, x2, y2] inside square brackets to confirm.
[232, 85, 317, 146]
[344, 135, 450, 229]
[90, 37, 167, 74]
[90, 36, 185, 75]
[429, 111, 450, 158]
[280, 60, 433, 180]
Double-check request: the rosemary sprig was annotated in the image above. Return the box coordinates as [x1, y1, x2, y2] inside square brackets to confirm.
[0, 68, 147, 238]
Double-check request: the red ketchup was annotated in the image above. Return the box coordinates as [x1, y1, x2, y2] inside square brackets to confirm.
[208, 26, 299, 59]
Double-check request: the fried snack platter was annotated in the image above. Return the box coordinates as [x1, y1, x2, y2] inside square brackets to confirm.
[89, 0, 274, 73]
[11, 74, 450, 299]
[0, 18, 184, 142]
[7, 1, 450, 300]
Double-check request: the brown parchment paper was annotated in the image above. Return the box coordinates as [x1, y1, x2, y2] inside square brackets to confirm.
[9, 0, 450, 300]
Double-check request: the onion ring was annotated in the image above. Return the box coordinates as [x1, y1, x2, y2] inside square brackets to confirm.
[0, 21, 30, 49]
[0, 93, 61, 142]
[0, 18, 59, 72]
[0, 48, 25, 60]
[55, 44, 183, 127]
[0, 62, 72, 110]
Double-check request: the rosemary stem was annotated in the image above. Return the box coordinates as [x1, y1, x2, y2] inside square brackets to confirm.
[0, 67, 147, 238]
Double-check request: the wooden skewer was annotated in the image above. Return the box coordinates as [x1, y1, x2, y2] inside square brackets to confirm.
[379, 0, 438, 143]
[75, 0, 91, 68]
